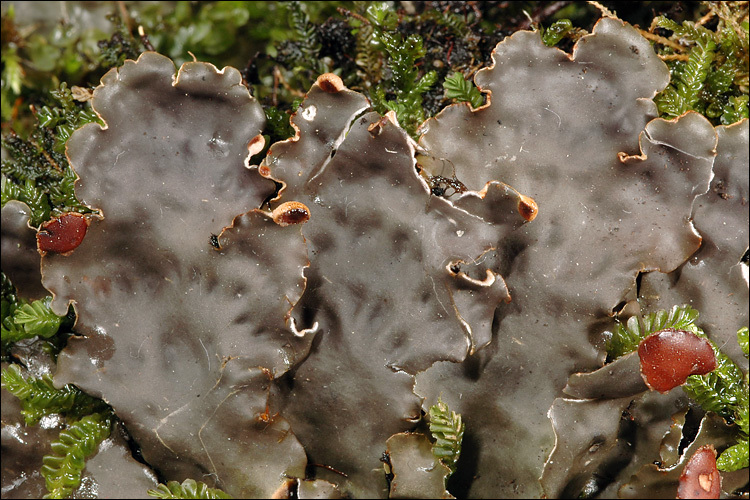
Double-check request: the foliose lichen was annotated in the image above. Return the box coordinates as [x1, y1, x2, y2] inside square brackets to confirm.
[1, 3, 748, 499]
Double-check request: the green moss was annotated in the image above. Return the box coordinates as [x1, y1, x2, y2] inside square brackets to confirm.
[1, 83, 99, 226]
[1, 363, 109, 425]
[653, 3, 749, 125]
[364, 3, 437, 138]
[428, 397, 464, 477]
[606, 304, 701, 360]
[443, 71, 484, 108]
[148, 479, 232, 499]
[1, 272, 76, 357]
[2, 363, 115, 497]
[738, 326, 749, 357]
[41, 413, 113, 499]
[541, 19, 574, 46]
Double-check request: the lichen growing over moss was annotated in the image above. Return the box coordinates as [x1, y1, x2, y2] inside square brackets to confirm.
[1, 2, 748, 499]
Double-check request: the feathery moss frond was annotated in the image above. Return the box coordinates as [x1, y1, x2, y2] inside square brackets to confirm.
[1, 364, 110, 425]
[685, 327, 748, 472]
[606, 304, 700, 360]
[287, 1, 322, 61]
[0, 177, 52, 227]
[443, 71, 484, 108]
[717, 441, 750, 472]
[2, 292, 73, 354]
[278, 1, 327, 81]
[2, 363, 115, 496]
[148, 479, 233, 499]
[36, 83, 101, 153]
[738, 327, 749, 357]
[1, 82, 99, 226]
[652, 9, 749, 124]
[12, 296, 63, 339]
[365, 2, 437, 138]
[2, 276, 27, 348]
[41, 413, 112, 499]
[713, 363, 748, 472]
[421, 7, 469, 37]
[429, 397, 464, 477]
[1, 128, 65, 184]
[656, 36, 716, 118]
[682, 340, 745, 421]
[656, 17, 715, 46]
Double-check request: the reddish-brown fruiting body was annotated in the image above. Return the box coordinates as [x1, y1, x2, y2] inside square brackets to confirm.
[637, 328, 716, 393]
[518, 194, 538, 222]
[316, 73, 344, 93]
[677, 445, 721, 499]
[37, 213, 89, 255]
[247, 134, 265, 157]
[272, 201, 310, 227]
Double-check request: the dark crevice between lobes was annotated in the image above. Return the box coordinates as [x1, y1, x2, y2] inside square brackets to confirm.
[261, 181, 285, 210]
[677, 407, 706, 459]
[444, 429, 480, 498]
[611, 300, 628, 315]
[570, 412, 637, 499]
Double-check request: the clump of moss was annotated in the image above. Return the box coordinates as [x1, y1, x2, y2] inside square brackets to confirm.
[2, 83, 100, 227]
[1, 363, 114, 498]
[650, 2, 749, 124]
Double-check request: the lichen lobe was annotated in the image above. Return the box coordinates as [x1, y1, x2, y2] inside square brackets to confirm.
[43, 52, 312, 497]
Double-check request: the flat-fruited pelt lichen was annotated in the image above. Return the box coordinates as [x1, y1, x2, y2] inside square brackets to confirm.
[414, 17, 743, 499]
[41, 53, 316, 497]
[639, 119, 749, 366]
[259, 73, 531, 497]
[4, 12, 748, 500]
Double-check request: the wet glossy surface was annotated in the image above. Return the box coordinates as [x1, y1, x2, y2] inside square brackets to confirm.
[37, 213, 89, 255]
[678, 445, 721, 499]
[638, 329, 717, 393]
